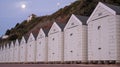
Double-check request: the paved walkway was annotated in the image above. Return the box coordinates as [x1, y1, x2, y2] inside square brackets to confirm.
[0, 64, 120, 67]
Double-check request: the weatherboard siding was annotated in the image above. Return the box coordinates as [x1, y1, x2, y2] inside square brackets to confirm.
[0, 49, 1, 62]
[2, 48, 5, 63]
[48, 22, 64, 62]
[20, 43, 27, 62]
[27, 34, 36, 62]
[64, 25, 87, 62]
[64, 14, 88, 63]
[82, 25, 88, 62]
[13, 42, 20, 62]
[9, 42, 14, 62]
[48, 32, 64, 62]
[64, 26, 82, 61]
[88, 16, 117, 60]
[36, 29, 48, 62]
[36, 33, 47, 62]
[88, 4, 119, 61]
[20, 37, 27, 62]
[116, 15, 120, 63]
[0, 2, 120, 63]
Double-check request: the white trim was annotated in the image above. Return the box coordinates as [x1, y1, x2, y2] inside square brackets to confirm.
[87, 2, 116, 24]
[10, 41, 14, 47]
[20, 36, 26, 44]
[28, 33, 35, 42]
[15, 39, 19, 46]
[48, 22, 61, 35]
[64, 14, 82, 30]
[7, 43, 9, 48]
[37, 28, 46, 39]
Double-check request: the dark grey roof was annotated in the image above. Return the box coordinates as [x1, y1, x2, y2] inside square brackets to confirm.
[0, 44, 2, 49]
[1, 45, 4, 49]
[1, 42, 7, 48]
[74, 15, 88, 25]
[13, 40, 16, 45]
[14, 39, 20, 45]
[0, 44, 2, 48]
[23, 35, 29, 43]
[32, 32, 38, 40]
[56, 22, 66, 31]
[43, 28, 49, 37]
[9, 41, 15, 47]
[103, 2, 120, 15]
[2, 43, 6, 48]
[18, 39, 21, 45]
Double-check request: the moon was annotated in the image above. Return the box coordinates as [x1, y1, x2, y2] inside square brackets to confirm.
[21, 4, 26, 9]
[57, 2, 60, 6]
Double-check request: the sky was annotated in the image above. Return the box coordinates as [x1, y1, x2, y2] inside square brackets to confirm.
[0, 0, 76, 36]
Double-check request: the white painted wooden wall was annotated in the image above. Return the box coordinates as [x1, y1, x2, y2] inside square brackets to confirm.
[27, 33, 36, 62]
[9, 42, 14, 62]
[0, 48, 1, 62]
[88, 4, 120, 62]
[64, 15, 87, 63]
[13, 40, 20, 62]
[48, 32, 64, 62]
[20, 37, 27, 62]
[6, 44, 10, 62]
[48, 22, 64, 62]
[36, 29, 47, 62]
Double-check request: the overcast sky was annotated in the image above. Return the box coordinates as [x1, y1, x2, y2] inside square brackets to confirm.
[0, 0, 75, 36]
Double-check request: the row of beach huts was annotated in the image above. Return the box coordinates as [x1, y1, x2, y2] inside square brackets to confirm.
[0, 2, 120, 64]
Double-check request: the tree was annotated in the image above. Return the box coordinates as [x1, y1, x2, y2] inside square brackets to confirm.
[8, 34, 18, 40]
[5, 29, 11, 35]
[15, 23, 20, 28]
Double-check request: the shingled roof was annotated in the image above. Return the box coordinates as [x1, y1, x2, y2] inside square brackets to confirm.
[56, 22, 66, 31]
[23, 35, 29, 43]
[43, 28, 50, 37]
[74, 15, 88, 25]
[32, 32, 38, 40]
[103, 2, 120, 15]
[18, 39, 21, 45]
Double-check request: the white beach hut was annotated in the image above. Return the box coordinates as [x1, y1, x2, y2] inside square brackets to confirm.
[64, 14, 88, 63]
[26, 33, 36, 63]
[9, 41, 14, 63]
[13, 39, 20, 63]
[87, 2, 120, 63]
[36, 28, 49, 63]
[6, 43, 10, 63]
[0, 46, 2, 63]
[19, 36, 27, 63]
[48, 22, 65, 63]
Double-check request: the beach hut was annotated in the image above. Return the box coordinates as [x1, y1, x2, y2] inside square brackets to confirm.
[64, 14, 88, 63]
[87, 2, 120, 63]
[19, 36, 27, 63]
[48, 22, 65, 63]
[26, 33, 36, 63]
[36, 28, 48, 63]
[13, 39, 20, 63]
